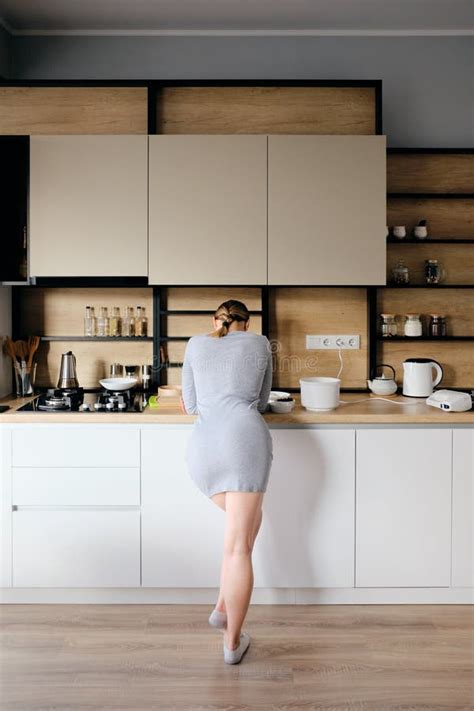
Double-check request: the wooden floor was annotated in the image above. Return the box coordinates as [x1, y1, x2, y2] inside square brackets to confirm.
[0, 604, 473, 710]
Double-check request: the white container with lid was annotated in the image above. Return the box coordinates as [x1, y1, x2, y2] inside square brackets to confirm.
[300, 377, 341, 411]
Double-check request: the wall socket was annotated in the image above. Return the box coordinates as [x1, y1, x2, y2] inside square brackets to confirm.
[306, 335, 360, 350]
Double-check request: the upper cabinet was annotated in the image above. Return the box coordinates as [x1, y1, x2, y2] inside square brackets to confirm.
[29, 135, 148, 277]
[148, 135, 267, 285]
[268, 135, 386, 285]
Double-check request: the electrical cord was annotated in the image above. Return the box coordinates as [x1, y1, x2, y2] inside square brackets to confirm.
[336, 346, 421, 406]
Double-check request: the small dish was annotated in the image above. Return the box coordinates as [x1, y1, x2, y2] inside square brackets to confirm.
[268, 390, 291, 402]
[99, 377, 138, 391]
[269, 399, 295, 414]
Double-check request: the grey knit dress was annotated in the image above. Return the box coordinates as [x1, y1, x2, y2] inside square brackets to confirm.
[181, 331, 274, 498]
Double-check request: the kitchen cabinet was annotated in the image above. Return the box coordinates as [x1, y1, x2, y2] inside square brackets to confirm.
[267, 135, 386, 285]
[142, 426, 355, 588]
[252, 429, 355, 587]
[148, 135, 267, 285]
[141, 426, 225, 587]
[29, 135, 148, 277]
[452, 429, 474, 587]
[355, 428, 452, 587]
[12, 509, 140, 587]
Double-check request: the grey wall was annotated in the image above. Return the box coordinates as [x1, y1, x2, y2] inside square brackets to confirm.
[9, 35, 474, 146]
[0, 25, 10, 78]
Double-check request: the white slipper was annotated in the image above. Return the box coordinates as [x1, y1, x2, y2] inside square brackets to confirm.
[208, 608, 227, 629]
[223, 632, 251, 664]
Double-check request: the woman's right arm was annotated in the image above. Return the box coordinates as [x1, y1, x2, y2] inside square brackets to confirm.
[257, 341, 273, 414]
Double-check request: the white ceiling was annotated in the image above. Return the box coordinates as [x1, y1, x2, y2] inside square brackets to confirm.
[0, 0, 472, 34]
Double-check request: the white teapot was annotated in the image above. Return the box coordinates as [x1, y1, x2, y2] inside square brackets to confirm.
[367, 364, 398, 396]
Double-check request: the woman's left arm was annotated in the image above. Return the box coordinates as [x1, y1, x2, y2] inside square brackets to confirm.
[181, 339, 198, 414]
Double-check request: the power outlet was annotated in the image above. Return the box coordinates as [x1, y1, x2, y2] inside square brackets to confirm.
[306, 335, 360, 350]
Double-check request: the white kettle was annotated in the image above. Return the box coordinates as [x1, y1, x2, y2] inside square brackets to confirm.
[402, 358, 443, 397]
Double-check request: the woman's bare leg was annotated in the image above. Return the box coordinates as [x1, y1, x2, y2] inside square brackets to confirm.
[210, 492, 227, 612]
[221, 492, 264, 650]
[214, 500, 263, 614]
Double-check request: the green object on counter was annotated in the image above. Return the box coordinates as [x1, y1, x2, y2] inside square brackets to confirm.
[148, 395, 160, 408]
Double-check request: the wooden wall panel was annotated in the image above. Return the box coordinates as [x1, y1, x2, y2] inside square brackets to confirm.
[378, 288, 474, 336]
[166, 287, 262, 311]
[387, 198, 473, 238]
[378, 341, 473, 389]
[268, 287, 368, 389]
[157, 86, 376, 135]
[18, 288, 153, 336]
[388, 154, 474, 194]
[0, 87, 148, 134]
[387, 244, 474, 285]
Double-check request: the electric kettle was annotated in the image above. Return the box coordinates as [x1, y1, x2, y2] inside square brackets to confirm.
[57, 351, 80, 389]
[402, 358, 443, 397]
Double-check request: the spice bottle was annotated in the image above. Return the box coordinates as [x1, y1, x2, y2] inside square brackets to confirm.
[404, 314, 423, 337]
[429, 314, 447, 338]
[135, 306, 148, 337]
[84, 306, 97, 337]
[122, 307, 135, 337]
[109, 306, 122, 337]
[97, 307, 110, 337]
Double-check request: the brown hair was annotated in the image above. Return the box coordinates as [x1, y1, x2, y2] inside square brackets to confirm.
[209, 299, 250, 338]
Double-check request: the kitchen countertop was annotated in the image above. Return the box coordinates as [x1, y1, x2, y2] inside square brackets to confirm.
[0, 392, 473, 424]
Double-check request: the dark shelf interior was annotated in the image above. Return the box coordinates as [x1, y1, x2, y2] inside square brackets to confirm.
[383, 284, 474, 289]
[378, 336, 474, 341]
[387, 192, 474, 199]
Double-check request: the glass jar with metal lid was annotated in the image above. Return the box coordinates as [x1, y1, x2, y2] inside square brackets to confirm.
[404, 314, 423, 337]
[429, 314, 447, 338]
[379, 313, 398, 337]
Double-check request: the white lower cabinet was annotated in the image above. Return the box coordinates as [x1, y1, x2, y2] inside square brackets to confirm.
[141, 426, 355, 588]
[253, 429, 355, 587]
[355, 429, 452, 587]
[452, 429, 474, 587]
[12, 509, 140, 587]
[141, 427, 225, 587]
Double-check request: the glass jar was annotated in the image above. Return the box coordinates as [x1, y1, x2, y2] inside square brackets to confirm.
[84, 305, 97, 337]
[380, 313, 398, 337]
[424, 259, 444, 285]
[429, 314, 447, 338]
[404, 314, 423, 337]
[97, 306, 110, 337]
[391, 260, 410, 285]
[109, 306, 122, 337]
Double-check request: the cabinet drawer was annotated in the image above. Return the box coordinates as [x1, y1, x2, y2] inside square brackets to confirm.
[12, 509, 140, 587]
[12, 467, 140, 506]
[12, 427, 140, 467]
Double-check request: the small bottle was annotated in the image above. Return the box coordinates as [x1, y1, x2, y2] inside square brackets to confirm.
[429, 314, 447, 338]
[97, 306, 110, 337]
[135, 306, 148, 337]
[109, 306, 122, 337]
[123, 307, 135, 337]
[84, 306, 97, 337]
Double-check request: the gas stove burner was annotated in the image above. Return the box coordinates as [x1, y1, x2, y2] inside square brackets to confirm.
[37, 387, 85, 411]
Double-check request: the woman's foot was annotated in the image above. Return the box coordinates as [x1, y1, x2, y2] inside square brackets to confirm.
[208, 608, 227, 629]
[223, 632, 251, 664]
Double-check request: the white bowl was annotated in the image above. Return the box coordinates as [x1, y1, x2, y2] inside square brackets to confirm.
[269, 399, 295, 414]
[100, 377, 138, 391]
[268, 390, 291, 402]
[300, 377, 341, 411]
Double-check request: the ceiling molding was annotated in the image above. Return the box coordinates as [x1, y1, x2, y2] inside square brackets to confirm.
[7, 28, 474, 37]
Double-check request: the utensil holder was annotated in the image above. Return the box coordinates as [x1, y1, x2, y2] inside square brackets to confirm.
[14, 361, 37, 397]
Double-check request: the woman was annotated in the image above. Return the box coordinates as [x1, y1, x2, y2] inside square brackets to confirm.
[180, 299, 273, 664]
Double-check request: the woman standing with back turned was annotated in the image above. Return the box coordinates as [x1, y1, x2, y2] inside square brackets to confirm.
[180, 299, 273, 664]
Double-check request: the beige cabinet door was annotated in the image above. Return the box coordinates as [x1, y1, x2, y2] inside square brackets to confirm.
[268, 135, 386, 285]
[30, 135, 148, 277]
[148, 135, 267, 285]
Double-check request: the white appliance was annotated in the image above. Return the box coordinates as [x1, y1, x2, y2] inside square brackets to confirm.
[402, 358, 443, 397]
[300, 377, 341, 411]
[426, 389, 472, 412]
